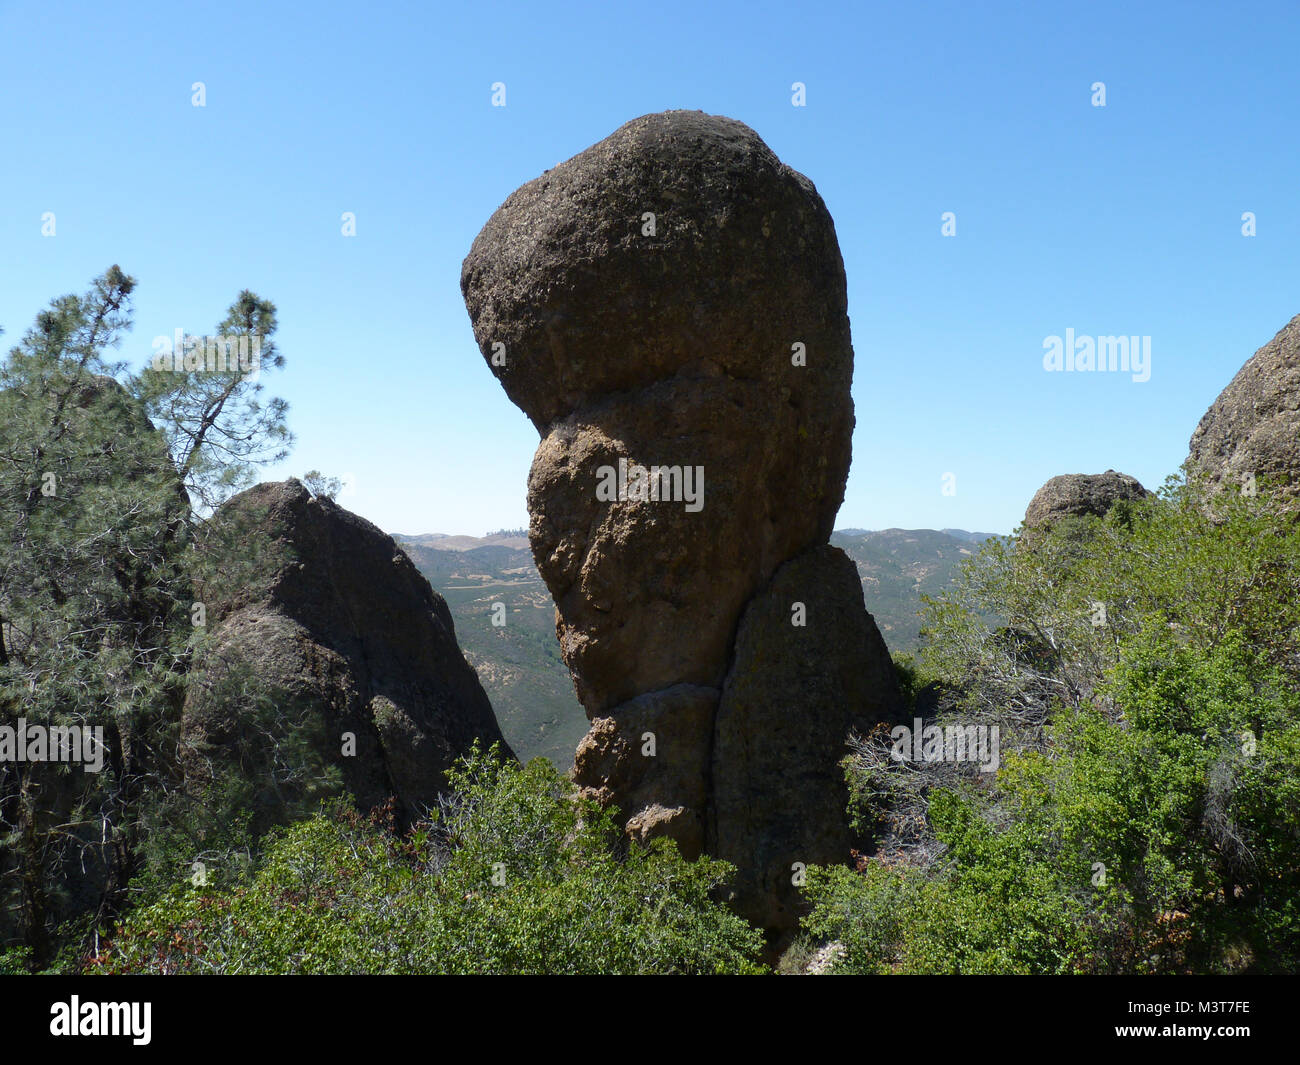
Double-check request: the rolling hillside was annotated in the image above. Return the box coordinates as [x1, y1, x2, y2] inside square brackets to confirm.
[830, 528, 997, 650]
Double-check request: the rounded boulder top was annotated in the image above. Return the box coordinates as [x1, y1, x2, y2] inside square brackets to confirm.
[1022, 469, 1153, 533]
[461, 109, 854, 431]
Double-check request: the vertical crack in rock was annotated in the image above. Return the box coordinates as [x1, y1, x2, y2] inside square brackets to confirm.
[461, 110, 903, 937]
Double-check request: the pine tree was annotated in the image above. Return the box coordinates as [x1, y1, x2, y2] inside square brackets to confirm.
[137, 290, 292, 512]
[0, 268, 294, 967]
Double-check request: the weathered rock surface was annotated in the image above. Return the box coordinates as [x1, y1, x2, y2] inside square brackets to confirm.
[573, 684, 716, 858]
[1187, 314, 1300, 503]
[1022, 470, 1152, 533]
[463, 110, 902, 936]
[182, 479, 512, 831]
[710, 545, 904, 931]
[525, 377, 845, 713]
[461, 110, 855, 440]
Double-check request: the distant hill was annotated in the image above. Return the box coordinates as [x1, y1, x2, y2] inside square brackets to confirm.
[394, 534, 585, 771]
[395, 531, 531, 551]
[940, 528, 1000, 543]
[829, 528, 998, 650]
[396, 528, 997, 768]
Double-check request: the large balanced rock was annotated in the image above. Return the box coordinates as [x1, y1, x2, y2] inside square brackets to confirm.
[1022, 470, 1152, 533]
[182, 479, 512, 832]
[462, 110, 902, 936]
[1187, 314, 1300, 503]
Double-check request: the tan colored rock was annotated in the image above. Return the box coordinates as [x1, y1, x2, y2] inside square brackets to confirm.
[527, 377, 844, 713]
[573, 684, 716, 858]
[1187, 314, 1300, 504]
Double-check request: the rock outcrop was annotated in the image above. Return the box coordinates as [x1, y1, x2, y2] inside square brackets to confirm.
[1021, 470, 1152, 534]
[1187, 314, 1300, 503]
[182, 479, 512, 832]
[462, 110, 903, 936]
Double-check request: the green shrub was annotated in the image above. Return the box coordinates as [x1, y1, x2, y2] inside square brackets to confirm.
[95, 746, 765, 975]
[801, 477, 1300, 974]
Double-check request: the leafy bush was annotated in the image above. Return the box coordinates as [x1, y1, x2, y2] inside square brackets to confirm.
[95, 746, 765, 974]
[800, 476, 1300, 974]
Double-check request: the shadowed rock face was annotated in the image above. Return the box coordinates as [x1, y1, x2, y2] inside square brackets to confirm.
[462, 110, 903, 936]
[1022, 470, 1152, 533]
[182, 479, 513, 831]
[710, 545, 903, 931]
[1187, 314, 1300, 504]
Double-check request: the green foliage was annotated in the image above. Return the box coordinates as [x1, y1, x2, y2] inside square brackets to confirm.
[0, 268, 297, 969]
[300, 470, 341, 500]
[890, 653, 922, 710]
[799, 863, 920, 973]
[918, 476, 1300, 723]
[96, 747, 766, 974]
[0, 267, 193, 964]
[802, 478, 1300, 974]
[137, 290, 292, 512]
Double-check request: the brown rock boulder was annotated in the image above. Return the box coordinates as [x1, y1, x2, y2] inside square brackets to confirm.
[1022, 470, 1152, 534]
[462, 110, 902, 936]
[462, 111, 855, 716]
[461, 110, 855, 442]
[182, 479, 513, 831]
[572, 684, 717, 858]
[1187, 314, 1300, 503]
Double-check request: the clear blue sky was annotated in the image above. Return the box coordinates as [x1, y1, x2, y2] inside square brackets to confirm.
[2, 0, 1296, 536]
